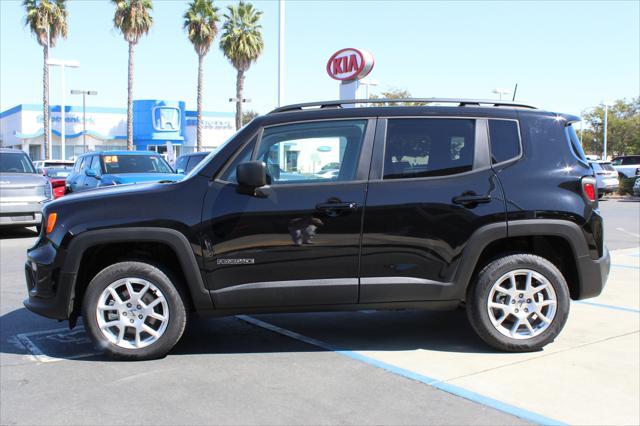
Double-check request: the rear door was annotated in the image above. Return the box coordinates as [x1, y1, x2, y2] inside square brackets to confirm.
[359, 117, 505, 303]
[200, 118, 375, 308]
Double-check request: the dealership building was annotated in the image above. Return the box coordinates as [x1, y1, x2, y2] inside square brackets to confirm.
[0, 100, 235, 161]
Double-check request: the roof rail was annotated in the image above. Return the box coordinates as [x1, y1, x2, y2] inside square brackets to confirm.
[270, 98, 538, 114]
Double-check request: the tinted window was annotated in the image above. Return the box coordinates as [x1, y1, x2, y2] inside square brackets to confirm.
[174, 156, 189, 173]
[489, 120, 520, 163]
[0, 152, 35, 173]
[601, 163, 616, 172]
[565, 125, 587, 163]
[45, 167, 72, 178]
[90, 156, 102, 174]
[103, 154, 172, 174]
[384, 119, 475, 179]
[622, 156, 640, 165]
[219, 138, 256, 183]
[256, 120, 367, 185]
[186, 154, 206, 172]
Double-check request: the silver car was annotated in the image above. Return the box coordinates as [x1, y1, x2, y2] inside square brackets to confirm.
[0, 148, 52, 231]
[589, 160, 619, 198]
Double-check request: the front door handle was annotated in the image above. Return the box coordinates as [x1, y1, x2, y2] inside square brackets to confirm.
[452, 193, 491, 207]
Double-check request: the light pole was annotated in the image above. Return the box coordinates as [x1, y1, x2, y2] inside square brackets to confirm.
[229, 97, 251, 129]
[492, 88, 511, 101]
[47, 58, 80, 160]
[360, 79, 379, 100]
[71, 90, 97, 154]
[278, 0, 285, 107]
[603, 101, 613, 161]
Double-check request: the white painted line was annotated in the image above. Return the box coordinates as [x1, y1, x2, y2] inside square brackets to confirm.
[15, 326, 98, 364]
[616, 227, 640, 239]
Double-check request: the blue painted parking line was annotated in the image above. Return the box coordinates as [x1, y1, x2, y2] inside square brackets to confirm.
[575, 301, 640, 314]
[238, 315, 566, 426]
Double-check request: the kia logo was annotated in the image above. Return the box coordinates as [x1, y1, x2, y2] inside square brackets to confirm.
[326, 48, 375, 81]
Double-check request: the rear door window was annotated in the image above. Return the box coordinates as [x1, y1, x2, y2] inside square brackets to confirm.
[489, 120, 521, 163]
[383, 118, 475, 179]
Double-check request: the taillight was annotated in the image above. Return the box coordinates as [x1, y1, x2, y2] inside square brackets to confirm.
[581, 177, 597, 203]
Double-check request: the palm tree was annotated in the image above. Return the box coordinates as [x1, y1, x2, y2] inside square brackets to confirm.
[220, 1, 264, 130]
[184, 0, 219, 152]
[23, 0, 68, 160]
[112, 0, 153, 150]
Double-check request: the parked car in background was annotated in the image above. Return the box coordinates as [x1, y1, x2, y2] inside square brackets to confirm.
[174, 151, 209, 175]
[611, 155, 640, 178]
[42, 166, 73, 199]
[633, 177, 640, 197]
[66, 151, 183, 193]
[34, 159, 74, 173]
[589, 161, 619, 198]
[0, 148, 52, 231]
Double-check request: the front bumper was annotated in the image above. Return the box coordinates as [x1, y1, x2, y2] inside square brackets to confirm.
[23, 238, 74, 320]
[575, 246, 610, 300]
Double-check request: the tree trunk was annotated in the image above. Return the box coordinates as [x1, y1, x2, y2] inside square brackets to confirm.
[197, 54, 204, 152]
[235, 68, 245, 131]
[43, 44, 50, 160]
[127, 42, 135, 150]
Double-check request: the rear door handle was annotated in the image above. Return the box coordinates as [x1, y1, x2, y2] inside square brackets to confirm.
[315, 202, 358, 211]
[452, 194, 491, 206]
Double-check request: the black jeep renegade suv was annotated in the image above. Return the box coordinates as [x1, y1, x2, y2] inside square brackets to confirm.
[25, 98, 610, 359]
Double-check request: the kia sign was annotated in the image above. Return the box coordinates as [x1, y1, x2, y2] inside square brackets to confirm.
[326, 48, 375, 81]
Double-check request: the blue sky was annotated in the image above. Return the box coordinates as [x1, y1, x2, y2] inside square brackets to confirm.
[1, 0, 638, 116]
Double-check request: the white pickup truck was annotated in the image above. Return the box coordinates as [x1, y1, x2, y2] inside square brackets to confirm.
[611, 155, 640, 178]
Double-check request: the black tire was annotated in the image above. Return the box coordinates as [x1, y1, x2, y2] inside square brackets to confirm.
[466, 253, 570, 352]
[82, 261, 187, 360]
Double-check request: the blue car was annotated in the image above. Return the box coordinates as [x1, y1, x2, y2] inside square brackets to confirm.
[66, 151, 183, 193]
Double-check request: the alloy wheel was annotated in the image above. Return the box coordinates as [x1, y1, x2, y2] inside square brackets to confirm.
[95, 278, 170, 349]
[486, 269, 557, 339]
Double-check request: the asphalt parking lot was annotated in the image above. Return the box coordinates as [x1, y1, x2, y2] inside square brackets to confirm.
[1, 199, 638, 425]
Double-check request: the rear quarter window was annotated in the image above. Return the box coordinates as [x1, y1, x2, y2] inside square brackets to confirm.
[489, 120, 521, 163]
[565, 124, 588, 164]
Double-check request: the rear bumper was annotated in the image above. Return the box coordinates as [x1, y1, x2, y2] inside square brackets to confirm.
[0, 201, 44, 226]
[575, 246, 610, 300]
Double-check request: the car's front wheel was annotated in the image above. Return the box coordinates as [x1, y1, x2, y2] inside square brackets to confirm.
[467, 253, 570, 352]
[82, 261, 187, 360]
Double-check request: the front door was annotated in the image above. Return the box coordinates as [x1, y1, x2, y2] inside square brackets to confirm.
[360, 117, 506, 303]
[201, 118, 375, 308]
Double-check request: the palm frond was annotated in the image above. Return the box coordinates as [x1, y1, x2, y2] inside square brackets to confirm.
[219, 0, 264, 71]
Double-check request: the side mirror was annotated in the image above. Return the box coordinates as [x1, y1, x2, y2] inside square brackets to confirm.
[85, 168, 100, 179]
[176, 168, 186, 175]
[237, 161, 268, 196]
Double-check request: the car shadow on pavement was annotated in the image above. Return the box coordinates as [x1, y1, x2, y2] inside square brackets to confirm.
[0, 306, 497, 362]
[0, 227, 38, 240]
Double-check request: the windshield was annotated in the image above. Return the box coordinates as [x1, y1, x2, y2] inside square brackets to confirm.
[0, 152, 36, 173]
[45, 167, 73, 178]
[103, 154, 173, 174]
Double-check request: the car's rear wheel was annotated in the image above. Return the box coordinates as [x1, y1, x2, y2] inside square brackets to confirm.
[467, 253, 570, 352]
[82, 261, 187, 360]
